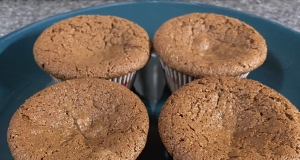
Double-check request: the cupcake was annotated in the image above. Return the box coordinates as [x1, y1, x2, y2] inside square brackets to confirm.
[153, 13, 267, 92]
[158, 77, 300, 160]
[33, 15, 151, 88]
[7, 78, 149, 160]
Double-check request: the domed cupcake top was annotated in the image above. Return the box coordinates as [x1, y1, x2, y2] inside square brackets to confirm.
[34, 15, 150, 80]
[159, 77, 300, 159]
[154, 13, 267, 77]
[8, 78, 149, 160]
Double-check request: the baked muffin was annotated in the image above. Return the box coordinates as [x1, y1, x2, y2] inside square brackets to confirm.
[153, 13, 267, 92]
[33, 15, 151, 88]
[7, 78, 149, 160]
[158, 77, 300, 160]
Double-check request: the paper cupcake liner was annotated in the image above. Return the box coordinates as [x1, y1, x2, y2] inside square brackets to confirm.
[109, 71, 137, 89]
[50, 71, 137, 89]
[160, 59, 249, 92]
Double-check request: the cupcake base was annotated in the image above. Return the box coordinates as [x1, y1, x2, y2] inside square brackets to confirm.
[160, 60, 249, 92]
[109, 71, 137, 89]
[50, 71, 137, 89]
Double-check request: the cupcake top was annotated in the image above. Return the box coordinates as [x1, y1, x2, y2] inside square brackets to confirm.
[33, 15, 150, 80]
[7, 78, 149, 160]
[154, 13, 267, 77]
[158, 77, 300, 159]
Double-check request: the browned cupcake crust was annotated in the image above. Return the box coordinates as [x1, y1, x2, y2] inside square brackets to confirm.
[154, 13, 267, 77]
[7, 78, 149, 160]
[33, 15, 150, 80]
[158, 77, 300, 160]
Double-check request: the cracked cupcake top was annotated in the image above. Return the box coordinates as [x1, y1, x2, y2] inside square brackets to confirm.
[7, 78, 149, 160]
[158, 77, 300, 160]
[154, 13, 267, 77]
[33, 15, 150, 80]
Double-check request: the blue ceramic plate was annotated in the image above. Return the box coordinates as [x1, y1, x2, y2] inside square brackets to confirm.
[0, 2, 299, 159]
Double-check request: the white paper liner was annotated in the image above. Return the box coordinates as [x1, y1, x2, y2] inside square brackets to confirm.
[109, 71, 137, 89]
[50, 71, 137, 89]
[160, 59, 249, 92]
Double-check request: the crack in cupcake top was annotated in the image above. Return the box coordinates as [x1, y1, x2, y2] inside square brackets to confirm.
[154, 13, 267, 77]
[33, 15, 150, 80]
[7, 78, 149, 160]
[158, 77, 300, 160]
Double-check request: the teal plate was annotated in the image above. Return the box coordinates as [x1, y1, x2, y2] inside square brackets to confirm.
[0, 1, 299, 159]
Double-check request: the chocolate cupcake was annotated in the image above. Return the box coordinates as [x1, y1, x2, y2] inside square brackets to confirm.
[158, 77, 300, 160]
[7, 78, 149, 160]
[153, 13, 267, 92]
[33, 15, 151, 88]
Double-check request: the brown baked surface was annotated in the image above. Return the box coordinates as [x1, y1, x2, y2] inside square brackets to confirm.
[33, 15, 150, 80]
[7, 78, 149, 160]
[158, 77, 300, 160]
[154, 13, 267, 77]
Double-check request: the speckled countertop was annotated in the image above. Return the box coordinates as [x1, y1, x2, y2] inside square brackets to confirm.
[0, 0, 300, 38]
